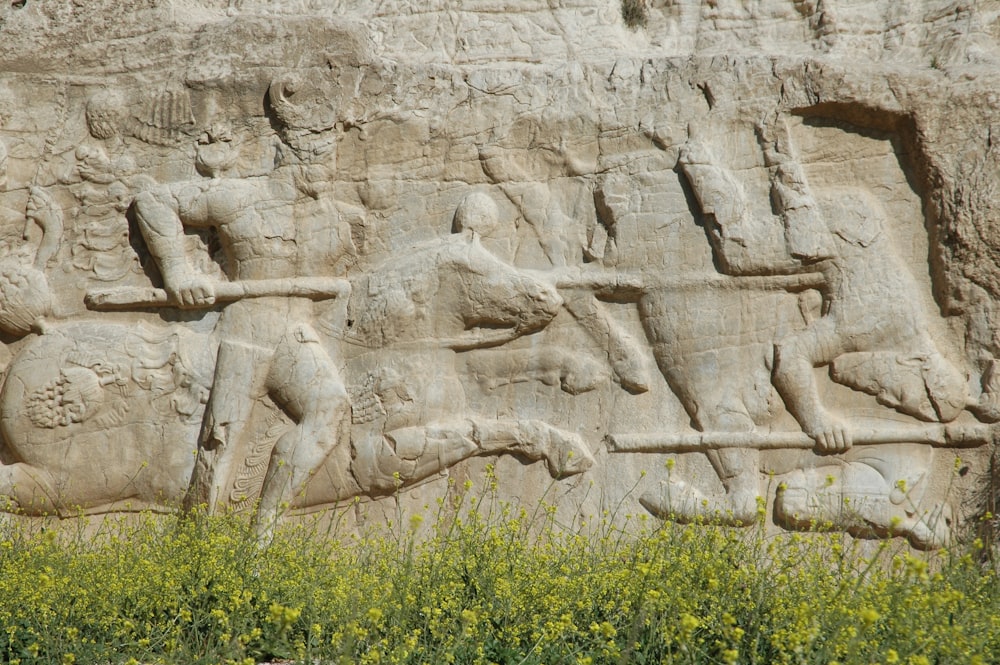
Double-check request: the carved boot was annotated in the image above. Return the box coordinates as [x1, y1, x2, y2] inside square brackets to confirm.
[639, 478, 758, 526]
[472, 419, 595, 478]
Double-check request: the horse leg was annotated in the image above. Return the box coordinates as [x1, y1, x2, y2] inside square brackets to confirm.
[467, 418, 594, 477]
[354, 417, 594, 495]
[354, 423, 479, 495]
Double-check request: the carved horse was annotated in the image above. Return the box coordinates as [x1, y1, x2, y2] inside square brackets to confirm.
[0, 232, 592, 516]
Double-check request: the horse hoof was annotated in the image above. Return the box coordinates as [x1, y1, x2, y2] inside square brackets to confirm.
[545, 429, 594, 478]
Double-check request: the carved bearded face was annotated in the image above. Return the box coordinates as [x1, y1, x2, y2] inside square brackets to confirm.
[85, 90, 125, 140]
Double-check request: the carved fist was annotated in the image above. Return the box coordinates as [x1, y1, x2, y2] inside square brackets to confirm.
[807, 416, 852, 454]
[167, 275, 216, 309]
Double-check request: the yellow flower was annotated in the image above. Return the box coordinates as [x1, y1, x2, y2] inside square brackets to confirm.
[859, 608, 880, 626]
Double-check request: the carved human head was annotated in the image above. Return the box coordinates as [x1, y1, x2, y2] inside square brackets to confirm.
[195, 123, 238, 178]
[268, 74, 337, 134]
[452, 192, 501, 238]
[267, 73, 339, 163]
[86, 89, 126, 140]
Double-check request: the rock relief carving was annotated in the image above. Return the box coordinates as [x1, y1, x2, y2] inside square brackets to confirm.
[65, 142, 140, 283]
[608, 118, 998, 548]
[0, 187, 60, 336]
[0, 61, 995, 550]
[478, 143, 652, 394]
[466, 346, 609, 396]
[0, 91, 595, 540]
[0, 321, 214, 514]
[126, 119, 592, 536]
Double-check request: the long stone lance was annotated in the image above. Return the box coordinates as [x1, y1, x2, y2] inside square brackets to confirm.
[85, 277, 350, 310]
[606, 422, 994, 453]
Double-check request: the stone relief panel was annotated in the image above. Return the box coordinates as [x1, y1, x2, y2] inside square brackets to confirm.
[0, 9, 998, 548]
[616, 115, 998, 548]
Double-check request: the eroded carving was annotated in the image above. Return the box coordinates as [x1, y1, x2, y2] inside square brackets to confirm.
[0, 20, 996, 549]
[612, 118, 998, 546]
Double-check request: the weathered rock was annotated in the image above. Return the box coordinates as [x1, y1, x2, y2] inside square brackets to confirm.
[0, 0, 998, 547]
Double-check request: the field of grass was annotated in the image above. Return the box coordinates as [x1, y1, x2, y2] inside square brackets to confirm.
[0, 472, 998, 665]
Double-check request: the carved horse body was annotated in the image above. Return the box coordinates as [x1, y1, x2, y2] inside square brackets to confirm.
[0, 232, 591, 516]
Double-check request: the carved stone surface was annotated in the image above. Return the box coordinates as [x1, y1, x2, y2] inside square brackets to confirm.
[1, 0, 999, 546]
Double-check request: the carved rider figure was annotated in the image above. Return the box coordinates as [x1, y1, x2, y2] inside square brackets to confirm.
[642, 119, 999, 528]
[133, 119, 353, 538]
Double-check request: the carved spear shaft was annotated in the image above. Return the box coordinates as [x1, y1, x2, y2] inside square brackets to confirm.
[85, 277, 350, 310]
[606, 423, 994, 453]
[548, 269, 826, 298]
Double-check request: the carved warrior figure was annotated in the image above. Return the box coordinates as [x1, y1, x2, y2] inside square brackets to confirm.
[0, 188, 592, 519]
[132, 120, 354, 536]
[634, 134, 805, 525]
[126, 86, 592, 535]
[0, 73, 594, 521]
[755, 127, 999, 446]
[636, 122, 998, 539]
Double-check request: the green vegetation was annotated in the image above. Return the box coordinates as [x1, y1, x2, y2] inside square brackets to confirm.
[0, 475, 998, 665]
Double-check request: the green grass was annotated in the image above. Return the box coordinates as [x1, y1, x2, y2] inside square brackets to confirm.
[0, 476, 998, 665]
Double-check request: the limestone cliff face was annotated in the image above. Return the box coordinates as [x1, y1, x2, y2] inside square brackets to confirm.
[0, 1, 997, 547]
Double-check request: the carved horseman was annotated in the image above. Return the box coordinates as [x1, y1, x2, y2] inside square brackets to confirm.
[635, 128, 812, 525]
[133, 116, 354, 537]
[635, 120, 998, 544]
[131, 84, 595, 535]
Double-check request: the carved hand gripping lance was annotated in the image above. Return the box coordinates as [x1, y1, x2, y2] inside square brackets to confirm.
[84, 277, 351, 310]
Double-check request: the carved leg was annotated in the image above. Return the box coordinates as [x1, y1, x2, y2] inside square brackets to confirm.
[253, 327, 351, 540]
[353, 424, 480, 495]
[773, 319, 852, 452]
[562, 290, 650, 393]
[640, 407, 761, 526]
[185, 339, 270, 514]
[355, 416, 594, 492]
[470, 418, 594, 478]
